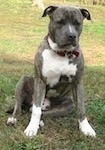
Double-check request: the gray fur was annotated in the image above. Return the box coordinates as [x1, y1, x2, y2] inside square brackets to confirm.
[7, 6, 92, 128]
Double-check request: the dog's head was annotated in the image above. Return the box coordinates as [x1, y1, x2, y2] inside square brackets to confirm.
[42, 6, 91, 50]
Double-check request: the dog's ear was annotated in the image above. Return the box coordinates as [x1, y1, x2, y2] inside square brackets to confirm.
[80, 9, 91, 20]
[42, 6, 58, 17]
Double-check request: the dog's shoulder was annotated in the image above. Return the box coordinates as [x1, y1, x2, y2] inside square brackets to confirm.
[34, 35, 50, 77]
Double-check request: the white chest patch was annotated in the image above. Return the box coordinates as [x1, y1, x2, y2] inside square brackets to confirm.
[42, 49, 77, 87]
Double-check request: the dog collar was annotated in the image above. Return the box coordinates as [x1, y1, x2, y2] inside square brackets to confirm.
[46, 35, 79, 57]
[53, 50, 79, 57]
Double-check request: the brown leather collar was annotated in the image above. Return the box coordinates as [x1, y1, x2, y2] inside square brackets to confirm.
[53, 50, 79, 57]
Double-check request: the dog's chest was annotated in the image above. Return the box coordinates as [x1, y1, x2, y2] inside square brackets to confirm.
[42, 49, 77, 87]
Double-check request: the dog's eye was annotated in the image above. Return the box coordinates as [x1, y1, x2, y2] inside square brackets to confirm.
[73, 21, 81, 26]
[56, 19, 65, 24]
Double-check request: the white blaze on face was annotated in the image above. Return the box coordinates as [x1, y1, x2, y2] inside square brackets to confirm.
[69, 24, 74, 34]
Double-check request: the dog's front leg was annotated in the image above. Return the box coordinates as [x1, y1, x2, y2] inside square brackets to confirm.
[72, 80, 96, 137]
[24, 78, 46, 138]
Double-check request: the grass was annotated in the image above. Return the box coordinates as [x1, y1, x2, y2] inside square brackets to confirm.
[0, 0, 105, 149]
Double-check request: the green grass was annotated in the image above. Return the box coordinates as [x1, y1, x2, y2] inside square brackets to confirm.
[0, 0, 105, 149]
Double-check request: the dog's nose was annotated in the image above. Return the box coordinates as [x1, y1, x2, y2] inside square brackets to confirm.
[68, 33, 76, 40]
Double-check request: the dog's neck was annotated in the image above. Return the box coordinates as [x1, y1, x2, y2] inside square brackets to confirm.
[47, 37, 60, 51]
[46, 36, 79, 57]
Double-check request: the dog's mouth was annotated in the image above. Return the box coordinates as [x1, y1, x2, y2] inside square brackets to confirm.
[55, 36, 78, 49]
[47, 36, 78, 51]
[56, 40, 78, 51]
[58, 41, 77, 48]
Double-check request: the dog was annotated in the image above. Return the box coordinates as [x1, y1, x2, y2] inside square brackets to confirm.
[31, 0, 45, 10]
[7, 6, 96, 138]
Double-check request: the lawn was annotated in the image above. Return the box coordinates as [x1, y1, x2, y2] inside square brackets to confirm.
[0, 0, 105, 149]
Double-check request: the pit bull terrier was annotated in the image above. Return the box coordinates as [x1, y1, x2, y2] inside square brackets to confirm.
[7, 5, 96, 138]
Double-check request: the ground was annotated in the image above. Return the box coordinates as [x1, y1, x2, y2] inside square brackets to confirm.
[0, 0, 105, 149]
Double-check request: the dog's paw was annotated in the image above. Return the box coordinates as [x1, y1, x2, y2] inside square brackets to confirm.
[7, 117, 17, 125]
[39, 120, 44, 127]
[42, 98, 51, 110]
[24, 124, 39, 138]
[79, 118, 96, 137]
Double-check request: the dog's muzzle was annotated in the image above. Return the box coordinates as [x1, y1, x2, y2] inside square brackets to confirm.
[54, 30, 78, 48]
[64, 32, 77, 47]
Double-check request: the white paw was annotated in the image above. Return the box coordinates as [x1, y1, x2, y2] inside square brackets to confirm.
[24, 124, 39, 138]
[79, 118, 96, 137]
[42, 98, 51, 110]
[7, 117, 17, 125]
[39, 120, 44, 127]
[24, 105, 42, 138]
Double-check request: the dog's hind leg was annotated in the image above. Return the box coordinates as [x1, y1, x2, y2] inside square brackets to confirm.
[7, 75, 34, 125]
[7, 76, 25, 125]
[7, 100, 20, 125]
